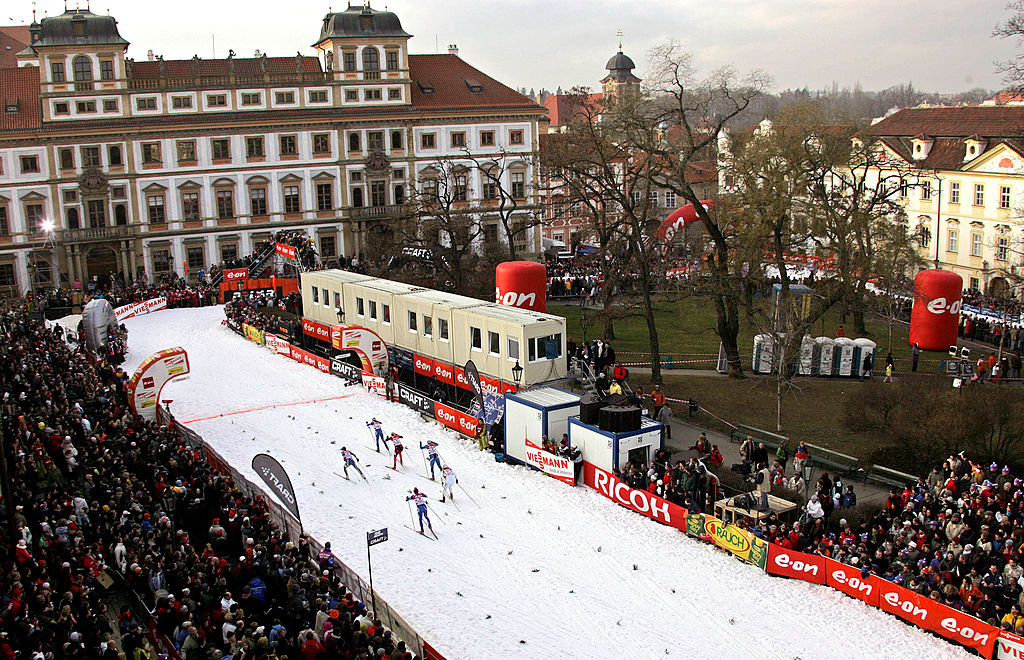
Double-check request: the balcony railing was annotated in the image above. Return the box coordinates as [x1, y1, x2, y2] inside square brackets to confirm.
[348, 204, 414, 220]
[58, 225, 136, 243]
[127, 71, 330, 90]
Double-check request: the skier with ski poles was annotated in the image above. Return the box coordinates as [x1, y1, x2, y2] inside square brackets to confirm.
[391, 433, 405, 469]
[366, 418, 389, 453]
[440, 465, 458, 503]
[339, 446, 365, 480]
[406, 487, 435, 536]
[420, 440, 442, 480]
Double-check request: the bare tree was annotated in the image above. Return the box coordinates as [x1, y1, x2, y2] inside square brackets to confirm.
[460, 147, 544, 260]
[995, 2, 1024, 91]
[644, 41, 770, 377]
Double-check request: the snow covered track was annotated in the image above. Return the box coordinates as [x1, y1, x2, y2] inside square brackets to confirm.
[123, 307, 970, 659]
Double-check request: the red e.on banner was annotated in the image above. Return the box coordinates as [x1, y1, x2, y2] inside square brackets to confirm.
[224, 267, 249, 281]
[766, 545, 826, 585]
[876, 579, 997, 657]
[414, 353, 434, 377]
[275, 242, 297, 260]
[433, 401, 478, 436]
[824, 557, 878, 608]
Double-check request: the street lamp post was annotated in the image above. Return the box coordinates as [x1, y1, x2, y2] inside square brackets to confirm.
[580, 310, 589, 344]
[512, 360, 523, 390]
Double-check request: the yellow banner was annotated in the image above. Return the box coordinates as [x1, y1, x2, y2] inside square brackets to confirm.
[243, 323, 266, 346]
[687, 513, 768, 569]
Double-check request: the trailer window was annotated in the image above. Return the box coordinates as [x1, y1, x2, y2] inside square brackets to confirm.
[408, 311, 417, 333]
[507, 337, 519, 361]
[334, 292, 341, 309]
[529, 334, 562, 362]
[369, 300, 377, 320]
[424, 315, 433, 337]
[489, 331, 500, 355]
[356, 297, 364, 316]
[471, 326, 482, 350]
[439, 318, 449, 341]
[382, 304, 391, 324]
[312, 287, 319, 303]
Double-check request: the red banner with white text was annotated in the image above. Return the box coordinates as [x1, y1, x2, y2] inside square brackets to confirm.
[433, 401, 479, 436]
[224, 267, 249, 282]
[288, 344, 330, 374]
[766, 545, 826, 585]
[275, 242, 297, 260]
[583, 462, 689, 530]
[302, 319, 332, 342]
[414, 353, 435, 377]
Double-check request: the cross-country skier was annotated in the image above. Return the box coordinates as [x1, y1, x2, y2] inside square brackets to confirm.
[366, 418, 388, 452]
[440, 465, 458, 503]
[406, 488, 434, 535]
[339, 446, 365, 480]
[391, 433, 404, 469]
[421, 440, 442, 479]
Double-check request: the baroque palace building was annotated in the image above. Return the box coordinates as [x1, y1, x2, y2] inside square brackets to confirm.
[867, 106, 1024, 297]
[0, 4, 545, 293]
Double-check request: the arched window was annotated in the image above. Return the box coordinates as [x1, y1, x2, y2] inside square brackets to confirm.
[73, 56, 93, 91]
[362, 47, 379, 75]
[66, 207, 80, 230]
[114, 204, 127, 226]
[349, 133, 361, 152]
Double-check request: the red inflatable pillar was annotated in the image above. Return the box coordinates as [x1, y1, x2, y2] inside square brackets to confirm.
[909, 269, 963, 351]
[495, 261, 547, 313]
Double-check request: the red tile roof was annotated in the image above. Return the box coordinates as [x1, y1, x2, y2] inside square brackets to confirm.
[543, 92, 603, 127]
[0, 66, 41, 132]
[130, 55, 322, 78]
[868, 106, 1024, 140]
[0, 26, 31, 70]
[408, 54, 539, 111]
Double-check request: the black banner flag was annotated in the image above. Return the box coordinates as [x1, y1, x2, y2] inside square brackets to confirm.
[251, 453, 302, 524]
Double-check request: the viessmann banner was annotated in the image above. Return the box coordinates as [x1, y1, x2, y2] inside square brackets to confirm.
[115, 296, 167, 321]
[523, 438, 574, 485]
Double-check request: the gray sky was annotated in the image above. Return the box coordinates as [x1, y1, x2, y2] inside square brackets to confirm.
[20, 0, 1020, 94]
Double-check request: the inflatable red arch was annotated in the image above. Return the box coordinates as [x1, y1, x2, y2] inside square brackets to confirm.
[656, 200, 714, 243]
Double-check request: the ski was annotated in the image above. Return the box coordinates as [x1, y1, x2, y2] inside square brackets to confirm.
[403, 523, 438, 540]
[439, 496, 461, 512]
[332, 470, 352, 481]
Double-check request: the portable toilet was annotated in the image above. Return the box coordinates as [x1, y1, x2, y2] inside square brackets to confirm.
[752, 334, 775, 374]
[852, 338, 877, 377]
[815, 337, 835, 376]
[798, 335, 815, 375]
[834, 337, 856, 376]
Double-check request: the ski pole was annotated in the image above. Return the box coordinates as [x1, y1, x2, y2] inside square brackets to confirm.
[424, 501, 447, 525]
[457, 483, 481, 508]
[407, 497, 415, 527]
[420, 447, 429, 475]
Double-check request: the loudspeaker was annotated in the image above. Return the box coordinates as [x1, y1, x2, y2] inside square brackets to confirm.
[619, 405, 641, 431]
[598, 406, 622, 432]
[579, 394, 602, 425]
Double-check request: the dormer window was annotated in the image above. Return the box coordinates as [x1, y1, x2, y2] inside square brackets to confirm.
[72, 17, 86, 38]
[360, 14, 373, 31]
[416, 80, 434, 95]
[465, 79, 483, 93]
[964, 137, 986, 162]
[910, 134, 933, 161]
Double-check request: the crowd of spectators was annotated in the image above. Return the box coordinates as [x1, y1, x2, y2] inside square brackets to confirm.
[731, 447, 1024, 634]
[544, 257, 602, 300]
[0, 304, 417, 659]
[614, 447, 722, 515]
[224, 290, 303, 335]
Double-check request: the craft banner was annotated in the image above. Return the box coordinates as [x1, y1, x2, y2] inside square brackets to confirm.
[330, 355, 362, 384]
[114, 296, 167, 321]
[251, 453, 301, 524]
[398, 384, 434, 415]
[523, 438, 575, 485]
[687, 514, 768, 569]
[584, 462, 689, 530]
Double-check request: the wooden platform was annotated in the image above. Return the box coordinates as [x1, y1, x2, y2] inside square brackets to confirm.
[714, 492, 798, 525]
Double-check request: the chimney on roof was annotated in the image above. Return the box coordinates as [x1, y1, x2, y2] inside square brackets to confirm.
[448, 44, 458, 56]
